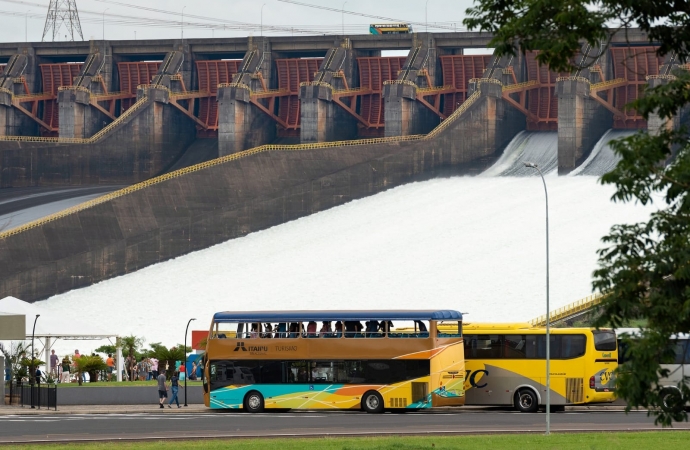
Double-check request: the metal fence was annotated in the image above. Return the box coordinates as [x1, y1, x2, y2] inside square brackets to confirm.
[5, 382, 57, 410]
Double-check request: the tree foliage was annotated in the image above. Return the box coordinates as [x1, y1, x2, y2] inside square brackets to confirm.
[464, 0, 690, 426]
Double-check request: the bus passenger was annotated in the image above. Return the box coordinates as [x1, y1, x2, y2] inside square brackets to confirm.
[289, 323, 299, 338]
[319, 321, 332, 337]
[334, 321, 343, 338]
[250, 323, 260, 339]
[355, 322, 364, 338]
[277, 323, 287, 338]
[344, 321, 356, 338]
[307, 321, 317, 337]
[365, 320, 379, 337]
[262, 323, 273, 339]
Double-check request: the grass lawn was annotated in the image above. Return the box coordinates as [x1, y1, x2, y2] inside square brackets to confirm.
[14, 432, 690, 449]
[54, 381, 203, 388]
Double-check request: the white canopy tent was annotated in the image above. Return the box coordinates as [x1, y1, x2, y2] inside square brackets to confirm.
[0, 296, 122, 381]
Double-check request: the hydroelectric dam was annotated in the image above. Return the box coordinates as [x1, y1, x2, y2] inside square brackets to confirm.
[0, 30, 683, 302]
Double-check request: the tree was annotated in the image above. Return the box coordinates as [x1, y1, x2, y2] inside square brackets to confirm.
[74, 355, 108, 383]
[464, 0, 690, 426]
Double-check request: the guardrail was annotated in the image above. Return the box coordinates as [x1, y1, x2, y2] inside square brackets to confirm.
[217, 82, 251, 91]
[0, 87, 13, 96]
[528, 293, 605, 327]
[382, 79, 417, 87]
[426, 90, 480, 139]
[416, 85, 454, 93]
[554, 76, 590, 83]
[502, 80, 539, 92]
[57, 85, 90, 94]
[646, 74, 677, 81]
[589, 78, 627, 91]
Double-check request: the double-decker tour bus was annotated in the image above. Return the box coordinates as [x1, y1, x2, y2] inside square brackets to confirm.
[369, 23, 412, 35]
[202, 310, 465, 413]
[459, 323, 617, 412]
[617, 329, 690, 412]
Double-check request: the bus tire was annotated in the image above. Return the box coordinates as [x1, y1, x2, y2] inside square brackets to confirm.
[514, 388, 539, 413]
[362, 391, 384, 414]
[243, 391, 265, 413]
[660, 388, 684, 413]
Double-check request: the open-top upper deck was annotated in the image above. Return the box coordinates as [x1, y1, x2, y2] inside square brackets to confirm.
[207, 309, 463, 360]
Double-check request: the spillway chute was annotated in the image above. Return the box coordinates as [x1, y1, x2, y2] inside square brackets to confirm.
[570, 129, 636, 177]
[482, 131, 559, 177]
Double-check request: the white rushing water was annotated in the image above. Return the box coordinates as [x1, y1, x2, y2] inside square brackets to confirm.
[571, 130, 636, 177]
[34, 174, 659, 355]
[482, 131, 559, 177]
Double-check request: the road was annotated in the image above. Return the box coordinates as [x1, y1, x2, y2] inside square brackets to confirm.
[1, 410, 687, 443]
[0, 185, 124, 231]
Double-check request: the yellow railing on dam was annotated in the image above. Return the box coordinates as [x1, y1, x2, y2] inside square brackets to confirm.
[0, 95, 149, 144]
[528, 293, 605, 327]
[0, 134, 426, 240]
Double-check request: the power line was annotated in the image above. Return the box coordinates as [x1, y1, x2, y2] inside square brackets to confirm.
[276, 0, 462, 31]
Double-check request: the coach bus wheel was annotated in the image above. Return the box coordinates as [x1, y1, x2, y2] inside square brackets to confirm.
[244, 391, 265, 413]
[362, 391, 384, 414]
[514, 389, 539, 413]
[660, 388, 684, 413]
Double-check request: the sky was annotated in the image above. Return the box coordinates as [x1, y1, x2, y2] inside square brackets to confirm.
[0, 0, 476, 43]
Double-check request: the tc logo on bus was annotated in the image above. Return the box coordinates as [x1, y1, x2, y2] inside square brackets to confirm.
[464, 369, 489, 389]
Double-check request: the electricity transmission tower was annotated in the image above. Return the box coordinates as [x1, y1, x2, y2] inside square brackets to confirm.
[42, 0, 84, 42]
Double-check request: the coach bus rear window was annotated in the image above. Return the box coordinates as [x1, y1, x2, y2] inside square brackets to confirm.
[593, 331, 617, 351]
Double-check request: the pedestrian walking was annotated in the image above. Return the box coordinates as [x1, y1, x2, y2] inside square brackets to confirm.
[168, 370, 181, 408]
[157, 371, 167, 409]
[147, 358, 153, 381]
[151, 358, 159, 380]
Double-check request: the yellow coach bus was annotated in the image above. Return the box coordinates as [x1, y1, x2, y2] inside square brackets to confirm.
[460, 323, 617, 412]
[202, 310, 465, 413]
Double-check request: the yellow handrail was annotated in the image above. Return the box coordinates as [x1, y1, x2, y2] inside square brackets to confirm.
[502, 80, 539, 92]
[590, 78, 627, 90]
[425, 90, 480, 139]
[217, 82, 251, 91]
[528, 293, 605, 327]
[555, 76, 589, 83]
[382, 79, 417, 87]
[87, 96, 149, 142]
[646, 74, 676, 81]
[0, 87, 13, 97]
[417, 85, 454, 93]
[0, 133, 425, 240]
[57, 86, 91, 94]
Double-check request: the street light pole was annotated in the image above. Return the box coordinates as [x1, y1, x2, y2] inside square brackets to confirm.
[341, 1, 348, 36]
[102, 8, 109, 40]
[425, 0, 430, 33]
[30, 314, 40, 409]
[524, 161, 550, 435]
[25, 11, 31, 42]
[261, 3, 267, 38]
[183, 318, 196, 407]
[181, 6, 186, 40]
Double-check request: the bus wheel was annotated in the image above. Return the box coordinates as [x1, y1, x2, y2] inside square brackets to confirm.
[244, 391, 265, 413]
[660, 388, 684, 413]
[362, 391, 384, 414]
[514, 389, 539, 413]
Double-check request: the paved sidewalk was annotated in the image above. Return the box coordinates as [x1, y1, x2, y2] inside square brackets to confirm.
[0, 403, 636, 416]
[0, 404, 209, 415]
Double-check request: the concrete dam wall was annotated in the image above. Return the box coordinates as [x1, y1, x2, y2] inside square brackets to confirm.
[0, 81, 524, 302]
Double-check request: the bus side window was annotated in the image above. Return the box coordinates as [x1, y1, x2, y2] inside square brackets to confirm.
[504, 335, 526, 358]
[683, 339, 690, 364]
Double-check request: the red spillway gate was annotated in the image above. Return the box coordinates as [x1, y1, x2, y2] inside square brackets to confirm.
[523, 52, 560, 131]
[40, 63, 83, 135]
[440, 55, 492, 116]
[275, 58, 322, 136]
[610, 47, 663, 129]
[357, 56, 407, 137]
[195, 60, 241, 137]
[117, 62, 161, 111]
